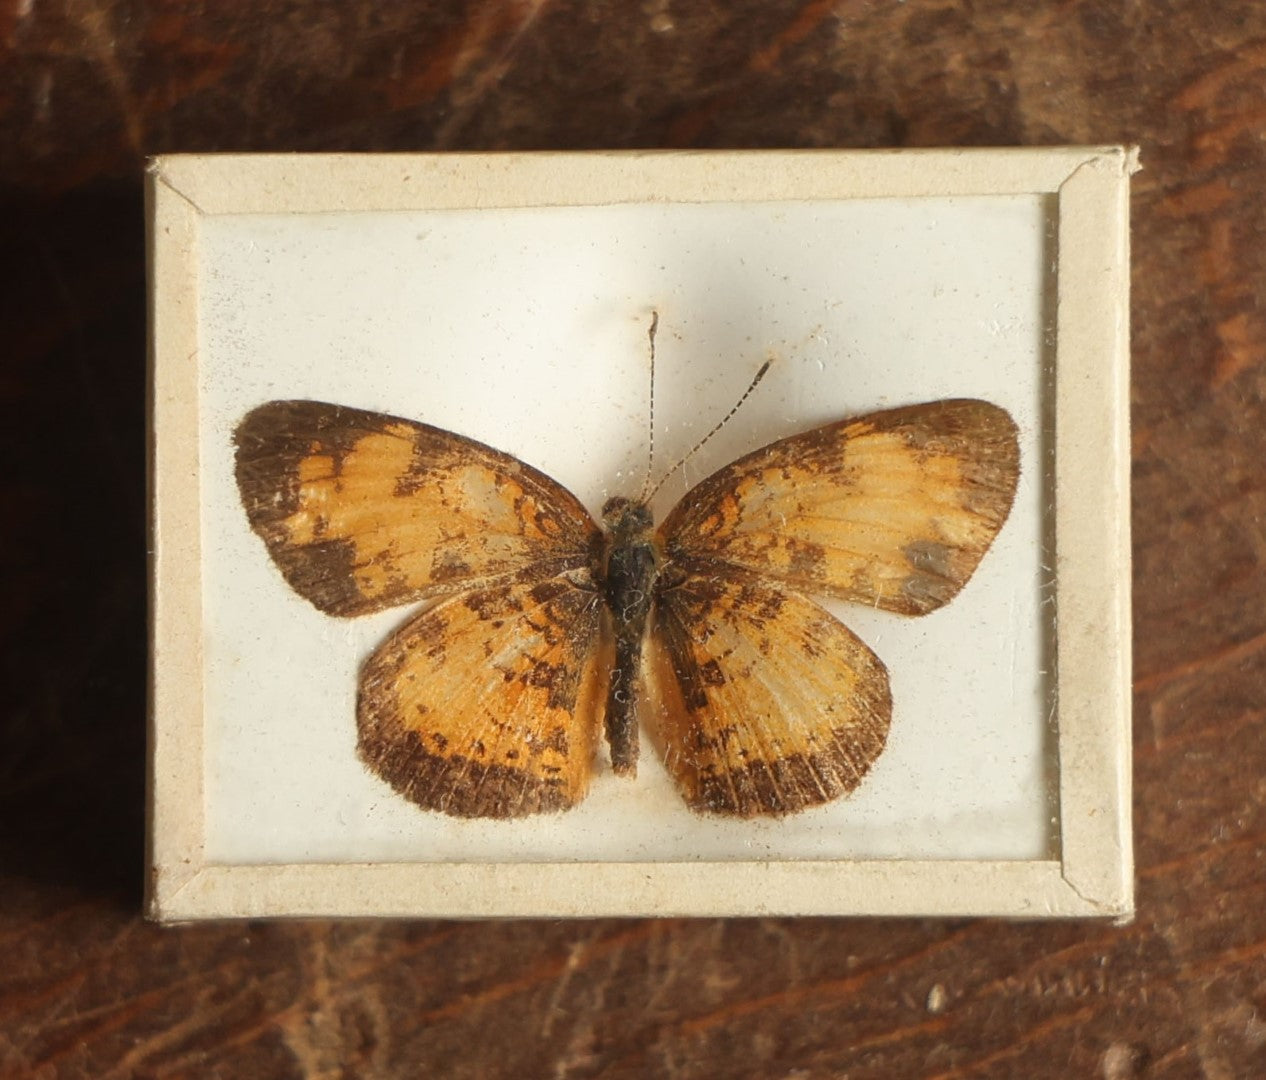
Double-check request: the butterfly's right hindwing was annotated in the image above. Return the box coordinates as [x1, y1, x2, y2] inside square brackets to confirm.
[646, 571, 891, 817]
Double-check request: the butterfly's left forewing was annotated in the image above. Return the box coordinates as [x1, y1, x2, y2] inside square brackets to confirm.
[235, 401, 599, 616]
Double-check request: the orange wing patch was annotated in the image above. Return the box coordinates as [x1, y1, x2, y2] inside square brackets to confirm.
[646, 572, 891, 816]
[235, 401, 597, 617]
[358, 575, 608, 817]
[660, 400, 1019, 616]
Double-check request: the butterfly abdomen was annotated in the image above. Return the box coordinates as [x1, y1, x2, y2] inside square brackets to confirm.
[601, 498, 660, 777]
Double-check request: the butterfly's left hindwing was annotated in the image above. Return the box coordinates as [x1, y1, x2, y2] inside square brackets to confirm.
[358, 575, 608, 818]
[234, 401, 599, 617]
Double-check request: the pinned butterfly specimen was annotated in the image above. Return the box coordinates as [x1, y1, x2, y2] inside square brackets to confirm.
[234, 351, 1019, 818]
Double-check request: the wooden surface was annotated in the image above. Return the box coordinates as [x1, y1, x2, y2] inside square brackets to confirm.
[3, 1, 1264, 1076]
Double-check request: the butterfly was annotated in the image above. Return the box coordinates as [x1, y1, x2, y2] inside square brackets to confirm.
[233, 390, 1019, 819]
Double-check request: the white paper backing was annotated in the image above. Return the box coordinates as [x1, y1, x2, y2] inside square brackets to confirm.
[197, 196, 1053, 865]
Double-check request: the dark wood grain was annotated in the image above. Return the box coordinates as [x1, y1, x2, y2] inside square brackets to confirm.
[3, 1, 1266, 1076]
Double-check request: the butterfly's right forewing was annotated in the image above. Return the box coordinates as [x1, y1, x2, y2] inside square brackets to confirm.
[658, 399, 1019, 616]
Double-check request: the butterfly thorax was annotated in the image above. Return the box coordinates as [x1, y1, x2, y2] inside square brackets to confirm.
[599, 496, 662, 777]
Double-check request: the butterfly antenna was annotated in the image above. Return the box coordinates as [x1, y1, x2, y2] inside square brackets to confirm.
[636, 310, 660, 502]
[646, 354, 773, 502]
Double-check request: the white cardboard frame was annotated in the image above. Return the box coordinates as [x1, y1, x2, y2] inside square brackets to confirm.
[148, 149, 1134, 921]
